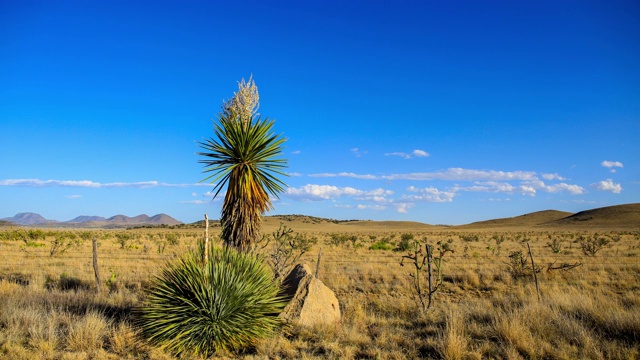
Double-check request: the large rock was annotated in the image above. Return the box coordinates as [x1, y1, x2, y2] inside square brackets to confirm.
[279, 264, 341, 326]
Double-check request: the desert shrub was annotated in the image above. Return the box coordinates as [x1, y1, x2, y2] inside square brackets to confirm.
[395, 234, 414, 252]
[578, 234, 610, 256]
[258, 223, 318, 280]
[369, 239, 393, 251]
[546, 236, 563, 253]
[327, 233, 362, 249]
[114, 232, 133, 250]
[49, 232, 82, 256]
[164, 233, 179, 246]
[505, 251, 529, 278]
[459, 233, 480, 242]
[136, 243, 285, 357]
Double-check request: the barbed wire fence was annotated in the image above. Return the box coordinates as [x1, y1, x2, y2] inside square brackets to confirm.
[1, 247, 638, 301]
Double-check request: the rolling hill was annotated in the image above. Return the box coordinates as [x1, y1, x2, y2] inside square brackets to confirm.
[456, 203, 640, 229]
[457, 210, 574, 229]
[543, 203, 640, 229]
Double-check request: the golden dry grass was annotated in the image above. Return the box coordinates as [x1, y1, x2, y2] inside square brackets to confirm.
[0, 221, 638, 359]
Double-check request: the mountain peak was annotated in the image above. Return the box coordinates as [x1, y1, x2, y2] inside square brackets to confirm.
[2, 212, 183, 227]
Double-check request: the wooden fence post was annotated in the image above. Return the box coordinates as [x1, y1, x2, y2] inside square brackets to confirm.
[204, 214, 209, 263]
[92, 237, 101, 295]
[527, 242, 541, 301]
[315, 247, 322, 279]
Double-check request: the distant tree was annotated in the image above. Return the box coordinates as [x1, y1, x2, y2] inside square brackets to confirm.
[198, 77, 287, 251]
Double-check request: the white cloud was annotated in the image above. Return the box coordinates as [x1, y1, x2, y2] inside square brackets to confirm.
[65, 195, 82, 199]
[311, 168, 540, 182]
[291, 150, 301, 155]
[545, 183, 585, 195]
[542, 173, 566, 181]
[335, 203, 386, 211]
[413, 149, 429, 157]
[385, 152, 412, 159]
[601, 160, 623, 173]
[0, 178, 210, 188]
[591, 179, 622, 194]
[601, 160, 623, 168]
[456, 181, 536, 196]
[383, 168, 538, 181]
[394, 202, 415, 213]
[404, 186, 456, 202]
[309, 172, 378, 180]
[286, 184, 393, 203]
[385, 149, 430, 159]
[288, 172, 303, 177]
[356, 204, 386, 210]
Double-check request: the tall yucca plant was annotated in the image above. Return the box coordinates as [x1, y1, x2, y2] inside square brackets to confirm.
[198, 78, 287, 251]
[136, 244, 286, 356]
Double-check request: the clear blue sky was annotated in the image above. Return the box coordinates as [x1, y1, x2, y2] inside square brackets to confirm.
[1, 0, 638, 225]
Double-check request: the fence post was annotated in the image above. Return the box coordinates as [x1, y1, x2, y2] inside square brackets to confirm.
[527, 242, 541, 301]
[204, 214, 209, 263]
[92, 237, 101, 295]
[315, 247, 322, 279]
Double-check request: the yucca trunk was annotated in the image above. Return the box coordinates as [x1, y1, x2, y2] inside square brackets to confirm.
[220, 164, 271, 251]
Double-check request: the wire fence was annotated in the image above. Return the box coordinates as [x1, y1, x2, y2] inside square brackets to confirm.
[1, 249, 638, 279]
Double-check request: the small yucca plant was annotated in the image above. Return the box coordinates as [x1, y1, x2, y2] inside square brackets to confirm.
[136, 243, 286, 357]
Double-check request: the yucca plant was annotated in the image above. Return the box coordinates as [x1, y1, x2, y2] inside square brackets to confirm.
[198, 77, 287, 251]
[136, 243, 286, 357]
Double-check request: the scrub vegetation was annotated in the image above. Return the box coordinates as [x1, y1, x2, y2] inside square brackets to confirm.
[0, 221, 639, 359]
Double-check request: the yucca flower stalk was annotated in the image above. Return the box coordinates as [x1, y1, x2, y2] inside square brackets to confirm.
[198, 78, 287, 251]
[136, 244, 286, 356]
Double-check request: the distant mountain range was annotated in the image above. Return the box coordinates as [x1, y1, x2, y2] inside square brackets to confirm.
[2, 203, 638, 229]
[1, 212, 183, 227]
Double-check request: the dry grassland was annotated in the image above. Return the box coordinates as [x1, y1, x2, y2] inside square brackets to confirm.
[0, 219, 639, 359]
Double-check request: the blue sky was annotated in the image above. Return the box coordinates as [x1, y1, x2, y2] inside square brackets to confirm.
[1, 0, 638, 225]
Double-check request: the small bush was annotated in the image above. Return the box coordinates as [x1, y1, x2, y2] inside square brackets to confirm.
[579, 234, 610, 256]
[136, 244, 286, 357]
[369, 240, 393, 251]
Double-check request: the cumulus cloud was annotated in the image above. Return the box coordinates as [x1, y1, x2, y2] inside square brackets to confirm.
[383, 168, 538, 181]
[456, 181, 536, 196]
[601, 160, 623, 173]
[404, 186, 456, 202]
[285, 184, 392, 202]
[309, 172, 378, 180]
[591, 179, 622, 194]
[0, 178, 210, 188]
[394, 202, 415, 213]
[542, 173, 566, 181]
[413, 149, 429, 157]
[385, 149, 429, 159]
[544, 183, 585, 195]
[311, 168, 541, 182]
